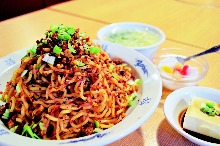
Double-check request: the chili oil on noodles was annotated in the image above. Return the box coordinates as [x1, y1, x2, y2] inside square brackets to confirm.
[0, 24, 140, 140]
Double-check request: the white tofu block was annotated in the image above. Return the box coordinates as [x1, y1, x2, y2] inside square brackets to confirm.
[183, 97, 220, 140]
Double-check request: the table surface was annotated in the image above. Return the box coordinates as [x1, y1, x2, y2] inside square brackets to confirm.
[0, 0, 220, 145]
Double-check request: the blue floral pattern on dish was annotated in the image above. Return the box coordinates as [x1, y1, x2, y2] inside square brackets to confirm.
[139, 97, 152, 105]
[4, 58, 16, 67]
[134, 59, 148, 76]
[0, 128, 10, 136]
[100, 44, 108, 51]
[59, 132, 110, 144]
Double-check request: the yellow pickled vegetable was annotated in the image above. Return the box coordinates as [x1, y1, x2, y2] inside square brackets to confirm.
[161, 65, 173, 74]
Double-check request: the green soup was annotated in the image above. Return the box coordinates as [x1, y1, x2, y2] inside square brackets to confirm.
[105, 29, 160, 47]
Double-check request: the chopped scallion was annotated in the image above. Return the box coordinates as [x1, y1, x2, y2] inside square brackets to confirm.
[28, 44, 37, 55]
[76, 61, 85, 67]
[3, 95, 8, 102]
[206, 102, 214, 108]
[109, 64, 114, 71]
[10, 125, 18, 133]
[22, 125, 41, 139]
[2, 109, 10, 119]
[127, 92, 137, 107]
[35, 64, 41, 69]
[89, 46, 100, 54]
[112, 73, 119, 80]
[67, 27, 75, 35]
[16, 84, 21, 94]
[93, 128, 102, 133]
[135, 79, 141, 86]
[32, 124, 38, 129]
[68, 42, 76, 53]
[39, 122, 46, 131]
[53, 45, 62, 54]
[94, 120, 99, 128]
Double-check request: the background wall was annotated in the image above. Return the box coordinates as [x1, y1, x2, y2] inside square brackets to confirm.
[0, 0, 70, 21]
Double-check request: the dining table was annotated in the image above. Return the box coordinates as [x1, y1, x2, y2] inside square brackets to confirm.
[0, 0, 220, 145]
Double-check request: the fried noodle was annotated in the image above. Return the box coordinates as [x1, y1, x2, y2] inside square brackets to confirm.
[0, 24, 139, 140]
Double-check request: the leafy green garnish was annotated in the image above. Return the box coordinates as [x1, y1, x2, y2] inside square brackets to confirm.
[53, 45, 62, 54]
[10, 125, 18, 133]
[58, 31, 71, 41]
[109, 64, 114, 71]
[76, 61, 85, 67]
[48, 24, 75, 41]
[39, 122, 46, 131]
[68, 42, 76, 53]
[31, 124, 38, 129]
[94, 120, 99, 128]
[50, 24, 59, 33]
[112, 73, 119, 80]
[22, 124, 41, 139]
[28, 44, 37, 55]
[135, 79, 141, 86]
[93, 128, 102, 133]
[35, 64, 41, 69]
[2, 109, 10, 119]
[127, 92, 137, 107]
[206, 102, 214, 108]
[200, 102, 219, 117]
[89, 46, 100, 54]
[16, 84, 21, 94]
[67, 27, 75, 35]
[42, 39, 47, 44]
[0, 94, 8, 102]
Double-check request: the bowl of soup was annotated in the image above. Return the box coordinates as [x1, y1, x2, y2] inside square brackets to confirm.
[97, 22, 166, 59]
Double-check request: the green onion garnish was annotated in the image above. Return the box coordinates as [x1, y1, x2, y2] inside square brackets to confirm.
[2, 109, 10, 119]
[89, 46, 100, 54]
[93, 128, 102, 133]
[35, 64, 41, 69]
[127, 92, 137, 107]
[67, 27, 75, 35]
[135, 79, 141, 86]
[28, 44, 37, 55]
[68, 42, 76, 53]
[31, 124, 38, 129]
[16, 84, 21, 94]
[22, 125, 41, 139]
[53, 45, 62, 54]
[206, 102, 214, 108]
[200, 102, 219, 117]
[112, 73, 119, 80]
[94, 120, 99, 128]
[39, 122, 46, 131]
[0, 94, 8, 102]
[10, 125, 18, 133]
[76, 61, 85, 67]
[109, 64, 114, 71]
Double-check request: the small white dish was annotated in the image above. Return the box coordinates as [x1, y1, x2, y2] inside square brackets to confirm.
[0, 40, 162, 146]
[164, 86, 220, 146]
[97, 22, 166, 59]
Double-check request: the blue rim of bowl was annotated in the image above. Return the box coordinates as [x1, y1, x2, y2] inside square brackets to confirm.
[96, 22, 166, 50]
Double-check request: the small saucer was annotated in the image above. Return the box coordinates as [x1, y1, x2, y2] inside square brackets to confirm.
[164, 86, 220, 146]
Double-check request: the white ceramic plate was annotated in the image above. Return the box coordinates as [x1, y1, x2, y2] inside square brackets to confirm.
[0, 40, 162, 146]
[164, 86, 220, 146]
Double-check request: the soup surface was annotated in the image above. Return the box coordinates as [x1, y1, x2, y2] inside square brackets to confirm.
[105, 29, 160, 47]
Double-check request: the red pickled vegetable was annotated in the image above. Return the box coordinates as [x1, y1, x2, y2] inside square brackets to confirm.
[181, 65, 189, 75]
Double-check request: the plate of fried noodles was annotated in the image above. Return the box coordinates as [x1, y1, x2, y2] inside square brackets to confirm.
[0, 24, 162, 146]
